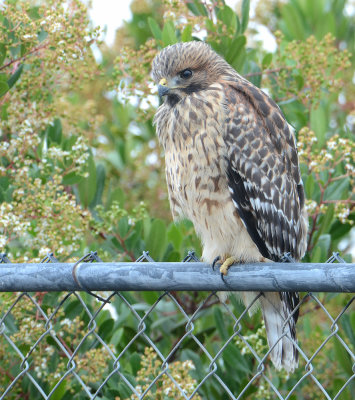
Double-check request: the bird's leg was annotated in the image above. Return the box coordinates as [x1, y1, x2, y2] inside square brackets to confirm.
[219, 256, 239, 276]
[211, 255, 239, 275]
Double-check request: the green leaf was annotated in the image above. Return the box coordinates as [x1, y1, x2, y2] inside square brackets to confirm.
[37, 29, 48, 43]
[125, 220, 143, 251]
[27, 6, 41, 20]
[9, 45, 20, 58]
[294, 74, 304, 90]
[148, 17, 162, 41]
[305, 173, 316, 198]
[7, 64, 23, 89]
[0, 81, 9, 97]
[324, 178, 349, 201]
[0, 187, 5, 202]
[167, 224, 183, 251]
[129, 352, 141, 375]
[187, 0, 208, 16]
[310, 245, 322, 263]
[205, 18, 215, 33]
[117, 382, 134, 398]
[0, 43, 6, 65]
[77, 154, 96, 207]
[350, 312, 355, 336]
[118, 216, 129, 237]
[181, 25, 193, 42]
[110, 327, 124, 348]
[62, 171, 83, 185]
[310, 103, 328, 147]
[20, 43, 30, 58]
[223, 343, 250, 375]
[280, 4, 306, 40]
[341, 314, 355, 348]
[49, 380, 66, 400]
[240, 0, 250, 33]
[217, 6, 237, 34]
[90, 164, 105, 208]
[225, 35, 246, 66]
[230, 43, 246, 71]
[262, 53, 273, 69]
[214, 307, 229, 341]
[0, 176, 9, 191]
[332, 0, 347, 15]
[162, 21, 178, 46]
[165, 250, 181, 261]
[141, 291, 159, 305]
[46, 118, 62, 144]
[312, 204, 334, 248]
[334, 337, 353, 375]
[145, 219, 167, 260]
[329, 220, 352, 241]
[315, 13, 335, 39]
[63, 299, 82, 318]
[106, 187, 125, 209]
[316, 234, 331, 260]
[98, 318, 114, 338]
[4, 186, 13, 202]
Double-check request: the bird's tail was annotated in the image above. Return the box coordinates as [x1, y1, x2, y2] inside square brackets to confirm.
[259, 292, 299, 373]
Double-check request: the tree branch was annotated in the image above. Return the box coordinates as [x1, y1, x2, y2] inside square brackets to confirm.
[0, 41, 49, 72]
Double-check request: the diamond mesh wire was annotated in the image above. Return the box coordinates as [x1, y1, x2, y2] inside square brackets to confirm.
[0, 252, 354, 400]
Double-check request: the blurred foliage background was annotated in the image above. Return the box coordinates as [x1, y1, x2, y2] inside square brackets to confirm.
[0, 0, 354, 399]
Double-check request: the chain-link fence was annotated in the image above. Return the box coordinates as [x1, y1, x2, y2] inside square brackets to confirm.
[0, 251, 354, 400]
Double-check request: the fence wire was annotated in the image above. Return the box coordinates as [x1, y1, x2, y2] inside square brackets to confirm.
[0, 252, 354, 400]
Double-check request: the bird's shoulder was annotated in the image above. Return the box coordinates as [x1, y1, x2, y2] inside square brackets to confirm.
[220, 78, 301, 185]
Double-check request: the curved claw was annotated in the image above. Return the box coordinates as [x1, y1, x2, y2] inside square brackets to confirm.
[219, 256, 238, 276]
[212, 256, 221, 270]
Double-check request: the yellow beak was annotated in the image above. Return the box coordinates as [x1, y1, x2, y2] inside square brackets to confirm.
[158, 77, 170, 97]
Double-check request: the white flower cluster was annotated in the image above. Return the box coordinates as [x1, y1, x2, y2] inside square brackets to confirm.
[60, 318, 72, 327]
[235, 322, 267, 356]
[305, 200, 318, 214]
[0, 203, 30, 237]
[47, 147, 70, 158]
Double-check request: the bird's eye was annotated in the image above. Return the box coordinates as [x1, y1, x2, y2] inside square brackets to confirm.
[179, 69, 192, 79]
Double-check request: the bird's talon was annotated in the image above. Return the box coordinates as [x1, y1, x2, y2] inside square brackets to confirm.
[219, 264, 229, 276]
[212, 256, 221, 270]
[219, 256, 238, 276]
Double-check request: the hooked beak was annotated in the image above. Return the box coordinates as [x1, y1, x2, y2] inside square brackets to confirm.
[158, 77, 170, 97]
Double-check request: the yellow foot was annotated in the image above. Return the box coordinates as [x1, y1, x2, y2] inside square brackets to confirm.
[219, 256, 239, 276]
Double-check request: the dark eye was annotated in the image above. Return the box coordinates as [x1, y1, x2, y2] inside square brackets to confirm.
[179, 69, 192, 79]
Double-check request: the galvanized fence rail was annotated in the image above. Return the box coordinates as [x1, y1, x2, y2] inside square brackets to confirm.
[0, 251, 354, 400]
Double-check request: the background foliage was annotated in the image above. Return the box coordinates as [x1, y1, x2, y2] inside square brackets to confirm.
[0, 0, 354, 399]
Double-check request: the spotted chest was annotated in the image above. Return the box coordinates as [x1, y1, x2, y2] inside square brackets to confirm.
[156, 86, 230, 221]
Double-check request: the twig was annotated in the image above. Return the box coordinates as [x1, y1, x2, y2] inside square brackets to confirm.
[0, 41, 49, 72]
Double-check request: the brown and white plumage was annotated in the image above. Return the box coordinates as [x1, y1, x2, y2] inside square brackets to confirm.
[152, 41, 308, 372]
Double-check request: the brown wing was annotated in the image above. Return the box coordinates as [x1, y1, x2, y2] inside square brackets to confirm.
[222, 80, 307, 261]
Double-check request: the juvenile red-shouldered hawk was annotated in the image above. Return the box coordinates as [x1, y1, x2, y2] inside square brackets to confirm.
[152, 41, 308, 372]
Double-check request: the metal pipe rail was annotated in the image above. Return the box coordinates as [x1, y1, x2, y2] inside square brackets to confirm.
[0, 261, 354, 292]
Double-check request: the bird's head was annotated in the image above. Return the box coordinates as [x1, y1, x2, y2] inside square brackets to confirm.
[152, 41, 230, 106]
